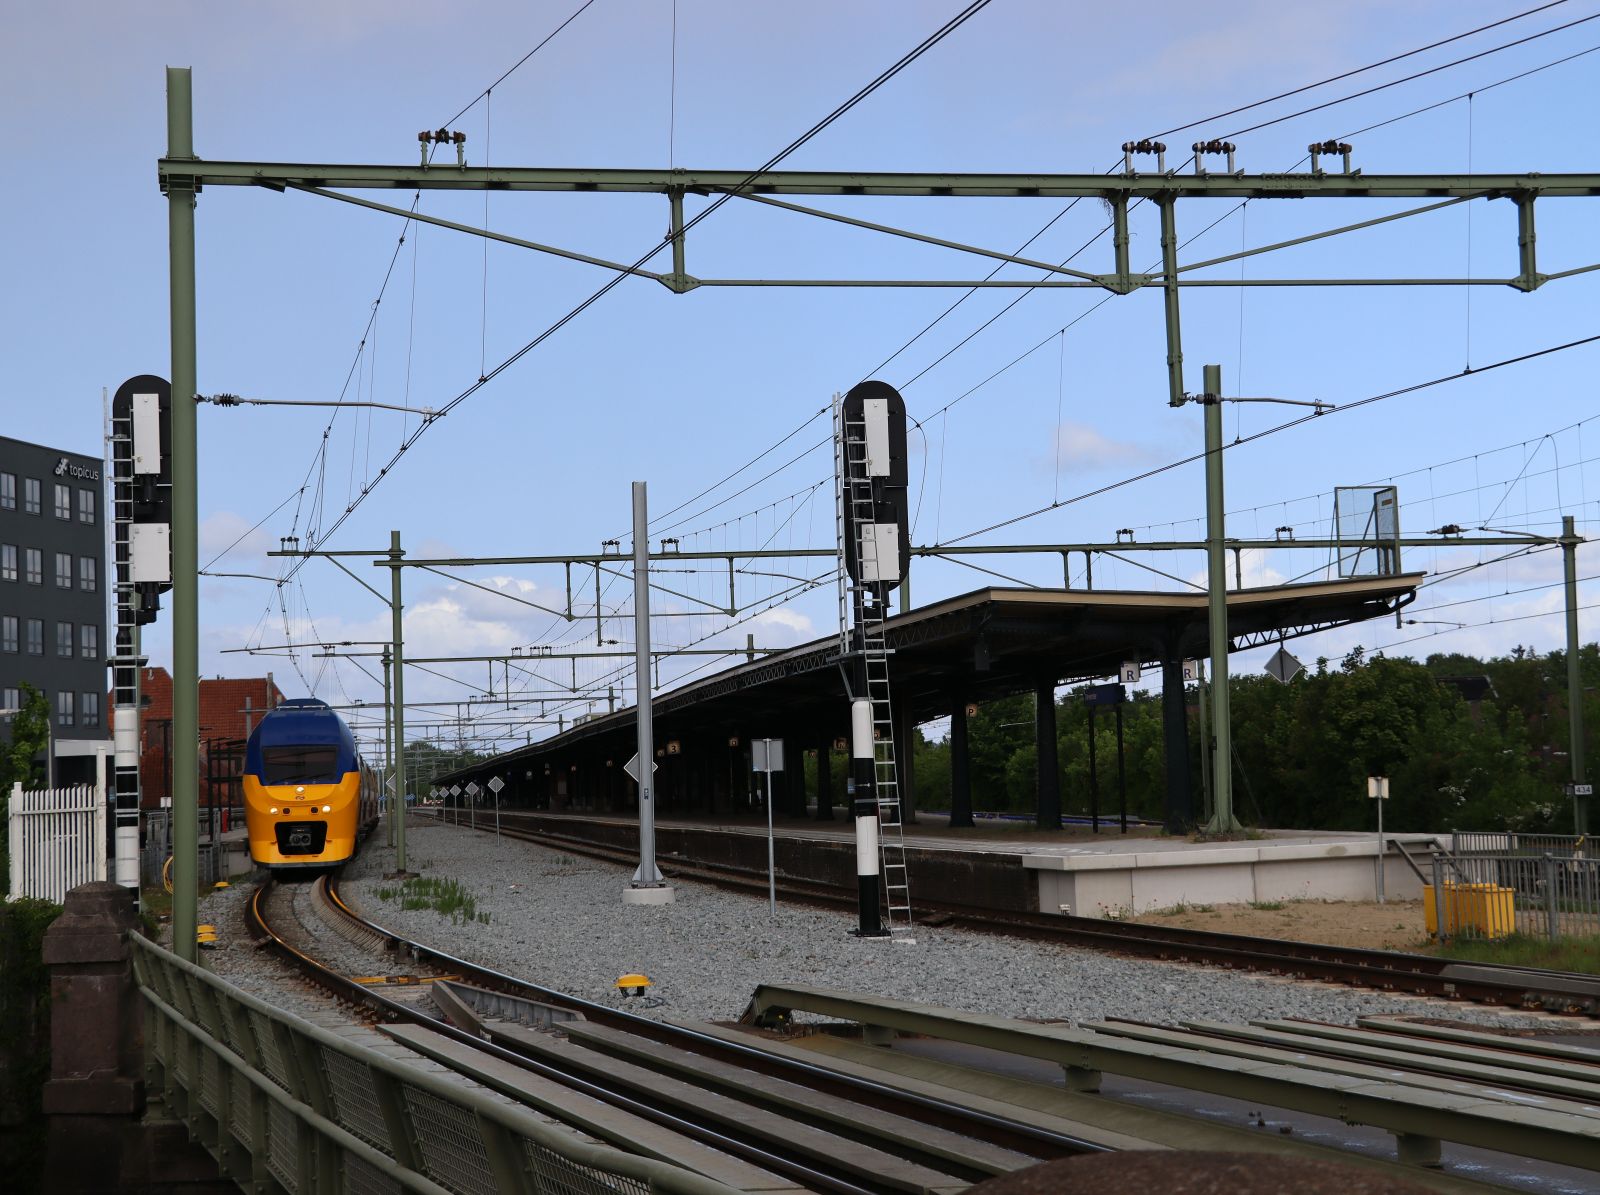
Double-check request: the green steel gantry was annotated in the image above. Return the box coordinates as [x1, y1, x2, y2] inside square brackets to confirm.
[161, 66, 1599, 957]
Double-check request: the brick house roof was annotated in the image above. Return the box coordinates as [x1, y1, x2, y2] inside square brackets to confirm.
[119, 668, 286, 806]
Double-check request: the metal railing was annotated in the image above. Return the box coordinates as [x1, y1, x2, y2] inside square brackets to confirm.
[1431, 852, 1600, 941]
[129, 934, 741, 1195]
[1452, 831, 1591, 858]
[140, 810, 228, 888]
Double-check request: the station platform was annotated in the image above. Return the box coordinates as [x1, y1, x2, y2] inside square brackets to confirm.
[461, 809, 1435, 918]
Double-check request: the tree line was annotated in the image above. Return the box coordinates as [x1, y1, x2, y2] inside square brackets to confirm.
[911, 643, 1599, 834]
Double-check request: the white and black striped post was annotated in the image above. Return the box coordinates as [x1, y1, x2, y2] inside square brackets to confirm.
[851, 697, 885, 937]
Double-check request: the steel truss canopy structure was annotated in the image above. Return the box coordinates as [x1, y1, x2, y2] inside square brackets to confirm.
[435, 574, 1420, 788]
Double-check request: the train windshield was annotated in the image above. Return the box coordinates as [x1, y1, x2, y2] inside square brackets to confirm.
[261, 745, 343, 785]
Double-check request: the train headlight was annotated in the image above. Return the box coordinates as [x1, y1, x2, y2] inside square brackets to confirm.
[322, 805, 331, 813]
[269, 807, 279, 814]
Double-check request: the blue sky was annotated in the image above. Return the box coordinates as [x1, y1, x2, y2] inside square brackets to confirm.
[3, 1, 1598, 756]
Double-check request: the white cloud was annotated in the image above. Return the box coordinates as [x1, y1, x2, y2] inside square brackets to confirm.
[1053, 420, 1154, 472]
[1185, 547, 1287, 593]
[750, 607, 814, 643]
[200, 510, 274, 568]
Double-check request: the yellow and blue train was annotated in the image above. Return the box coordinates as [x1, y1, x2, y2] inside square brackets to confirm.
[243, 698, 379, 873]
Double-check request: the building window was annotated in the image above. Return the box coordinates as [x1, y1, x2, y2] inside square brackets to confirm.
[54, 483, 71, 520]
[57, 690, 73, 728]
[79, 556, 97, 592]
[1, 616, 16, 653]
[1, 543, 15, 582]
[80, 624, 98, 660]
[23, 477, 39, 514]
[2, 687, 17, 711]
[26, 618, 42, 655]
[0, 472, 13, 510]
[82, 692, 99, 729]
[78, 488, 95, 525]
[55, 552, 72, 589]
[25, 548, 42, 585]
[57, 622, 73, 658]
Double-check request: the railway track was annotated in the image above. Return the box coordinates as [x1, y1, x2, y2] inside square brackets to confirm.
[461, 813, 1600, 1018]
[245, 871, 1109, 1195]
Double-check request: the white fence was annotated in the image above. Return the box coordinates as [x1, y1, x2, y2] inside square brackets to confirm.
[7, 769, 107, 903]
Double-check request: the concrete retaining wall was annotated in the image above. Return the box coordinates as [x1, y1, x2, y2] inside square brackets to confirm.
[1029, 842, 1428, 918]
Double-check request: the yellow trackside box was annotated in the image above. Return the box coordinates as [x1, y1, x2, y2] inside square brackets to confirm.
[1425, 881, 1514, 939]
[1456, 882, 1515, 939]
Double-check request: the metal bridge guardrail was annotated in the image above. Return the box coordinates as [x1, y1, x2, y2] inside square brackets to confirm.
[742, 983, 1600, 1171]
[1430, 852, 1600, 941]
[129, 933, 742, 1195]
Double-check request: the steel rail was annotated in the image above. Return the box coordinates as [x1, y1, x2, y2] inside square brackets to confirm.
[471, 814, 1600, 1017]
[315, 875, 1106, 1161]
[246, 879, 880, 1195]
[247, 872, 1106, 1188]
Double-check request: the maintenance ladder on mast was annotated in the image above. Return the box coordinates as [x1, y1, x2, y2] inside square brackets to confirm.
[837, 402, 914, 941]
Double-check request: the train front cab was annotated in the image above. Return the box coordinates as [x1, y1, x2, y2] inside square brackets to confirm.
[245, 769, 366, 872]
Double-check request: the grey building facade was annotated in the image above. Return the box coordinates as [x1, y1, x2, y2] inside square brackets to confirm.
[1, 434, 112, 784]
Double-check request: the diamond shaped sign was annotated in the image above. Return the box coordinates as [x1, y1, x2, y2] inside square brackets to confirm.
[622, 753, 658, 783]
[449, 784, 461, 798]
[487, 776, 505, 794]
[465, 781, 480, 797]
[1264, 646, 1304, 685]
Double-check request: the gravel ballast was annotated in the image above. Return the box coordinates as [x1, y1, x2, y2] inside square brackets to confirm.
[335, 818, 1573, 1031]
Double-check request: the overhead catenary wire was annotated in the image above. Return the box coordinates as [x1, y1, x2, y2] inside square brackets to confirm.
[850, 6, 1600, 414]
[275, 0, 996, 585]
[219, 6, 1593, 739]
[939, 333, 1600, 546]
[1144, 0, 1573, 139]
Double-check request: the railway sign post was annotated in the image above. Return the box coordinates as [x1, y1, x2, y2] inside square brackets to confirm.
[466, 780, 480, 830]
[488, 775, 504, 833]
[1368, 775, 1389, 903]
[624, 481, 674, 906]
[449, 784, 461, 826]
[752, 739, 784, 921]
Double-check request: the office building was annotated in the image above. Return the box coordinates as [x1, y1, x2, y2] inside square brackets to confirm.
[1, 434, 112, 785]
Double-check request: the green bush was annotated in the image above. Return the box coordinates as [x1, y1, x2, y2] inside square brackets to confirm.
[0, 898, 62, 1193]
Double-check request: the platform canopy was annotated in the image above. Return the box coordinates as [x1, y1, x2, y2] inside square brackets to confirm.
[444, 573, 1421, 780]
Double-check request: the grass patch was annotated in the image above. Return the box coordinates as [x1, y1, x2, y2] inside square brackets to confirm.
[376, 877, 490, 925]
[1152, 900, 1215, 916]
[1248, 899, 1286, 911]
[1426, 933, 1600, 975]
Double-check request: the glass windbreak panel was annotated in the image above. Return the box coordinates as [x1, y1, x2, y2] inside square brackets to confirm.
[261, 744, 343, 785]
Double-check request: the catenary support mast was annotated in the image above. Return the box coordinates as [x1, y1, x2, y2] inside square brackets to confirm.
[165, 66, 199, 961]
